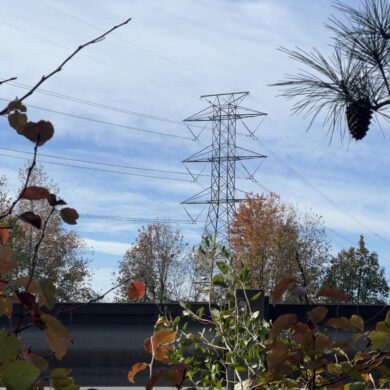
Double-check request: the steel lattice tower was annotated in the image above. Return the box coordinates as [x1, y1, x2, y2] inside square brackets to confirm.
[182, 92, 267, 247]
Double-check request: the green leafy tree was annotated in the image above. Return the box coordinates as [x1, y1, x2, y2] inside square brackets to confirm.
[323, 234, 389, 304]
[273, 0, 390, 141]
[115, 223, 187, 303]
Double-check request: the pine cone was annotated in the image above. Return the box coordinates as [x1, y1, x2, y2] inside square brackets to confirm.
[345, 100, 373, 140]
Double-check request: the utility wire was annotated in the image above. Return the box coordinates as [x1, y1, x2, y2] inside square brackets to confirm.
[80, 214, 198, 225]
[36, 0, 228, 90]
[0, 97, 192, 141]
[0, 146, 197, 177]
[0, 152, 194, 183]
[4, 80, 190, 127]
[250, 134, 390, 247]
[0, 19, 194, 100]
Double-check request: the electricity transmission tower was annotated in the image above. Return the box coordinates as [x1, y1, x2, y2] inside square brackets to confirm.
[182, 92, 267, 248]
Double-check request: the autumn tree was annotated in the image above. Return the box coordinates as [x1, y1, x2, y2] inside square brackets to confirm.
[115, 223, 187, 303]
[229, 192, 330, 299]
[323, 234, 389, 304]
[0, 167, 94, 302]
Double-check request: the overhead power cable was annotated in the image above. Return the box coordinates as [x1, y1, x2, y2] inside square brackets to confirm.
[0, 146, 196, 176]
[0, 97, 192, 141]
[0, 152, 194, 183]
[37, 0, 228, 89]
[249, 134, 390, 247]
[0, 19, 194, 100]
[4, 80, 190, 127]
[80, 214, 198, 225]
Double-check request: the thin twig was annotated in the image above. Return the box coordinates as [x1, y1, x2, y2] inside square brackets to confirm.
[0, 18, 131, 116]
[0, 77, 17, 86]
[0, 141, 39, 219]
[59, 278, 132, 315]
[26, 206, 56, 291]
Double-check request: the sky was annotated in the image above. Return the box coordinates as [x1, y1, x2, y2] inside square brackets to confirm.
[1, 0, 390, 298]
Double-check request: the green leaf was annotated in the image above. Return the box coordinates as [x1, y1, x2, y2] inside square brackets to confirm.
[220, 246, 229, 259]
[239, 268, 250, 283]
[0, 331, 21, 364]
[385, 310, 390, 327]
[216, 261, 228, 274]
[350, 315, 364, 331]
[0, 360, 40, 390]
[250, 291, 262, 301]
[38, 279, 56, 309]
[344, 382, 366, 390]
[211, 274, 227, 287]
[0, 296, 13, 319]
[50, 368, 80, 390]
[368, 330, 390, 350]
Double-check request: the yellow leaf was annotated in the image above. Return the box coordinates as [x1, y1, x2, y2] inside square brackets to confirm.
[128, 363, 149, 383]
[152, 328, 176, 347]
[307, 306, 328, 324]
[350, 315, 364, 331]
[0, 248, 17, 275]
[41, 314, 71, 359]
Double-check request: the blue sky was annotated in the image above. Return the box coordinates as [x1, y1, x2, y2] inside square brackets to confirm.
[1, 0, 390, 297]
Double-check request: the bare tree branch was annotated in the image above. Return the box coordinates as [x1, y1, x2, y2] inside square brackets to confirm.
[0, 18, 132, 115]
[0, 140, 39, 219]
[0, 77, 17, 86]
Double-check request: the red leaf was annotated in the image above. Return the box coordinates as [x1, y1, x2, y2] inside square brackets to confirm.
[22, 120, 54, 146]
[0, 228, 9, 245]
[16, 291, 37, 311]
[270, 277, 296, 306]
[0, 247, 17, 274]
[18, 212, 42, 229]
[21, 186, 50, 200]
[128, 362, 149, 383]
[316, 287, 350, 302]
[47, 194, 66, 207]
[307, 306, 328, 324]
[60, 208, 79, 225]
[270, 313, 297, 338]
[128, 281, 145, 299]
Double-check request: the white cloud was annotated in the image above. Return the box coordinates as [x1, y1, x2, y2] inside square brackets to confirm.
[84, 238, 130, 256]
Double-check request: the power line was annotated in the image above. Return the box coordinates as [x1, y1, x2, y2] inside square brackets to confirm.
[0, 97, 192, 141]
[248, 133, 390, 247]
[0, 152, 194, 183]
[0, 146, 195, 176]
[4, 80, 189, 127]
[80, 214, 197, 225]
[36, 0, 228, 90]
[0, 19, 195, 100]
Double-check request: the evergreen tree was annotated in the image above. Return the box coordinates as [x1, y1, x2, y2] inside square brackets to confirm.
[323, 235, 389, 304]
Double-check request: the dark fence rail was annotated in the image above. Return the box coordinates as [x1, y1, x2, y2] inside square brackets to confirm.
[1, 301, 388, 387]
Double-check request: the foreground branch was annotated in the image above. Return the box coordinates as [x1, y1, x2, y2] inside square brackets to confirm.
[0, 18, 131, 115]
[0, 77, 17, 86]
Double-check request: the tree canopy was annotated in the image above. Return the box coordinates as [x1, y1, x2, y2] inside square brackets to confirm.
[323, 235, 389, 304]
[115, 223, 187, 303]
[0, 167, 94, 302]
[229, 192, 331, 299]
